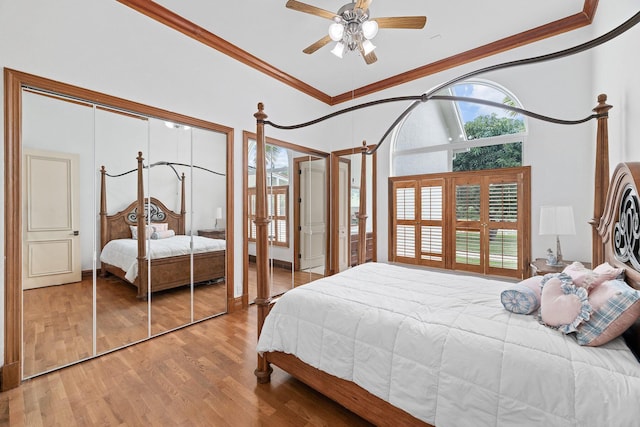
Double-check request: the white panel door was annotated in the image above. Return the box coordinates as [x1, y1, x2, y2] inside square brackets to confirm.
[299, 158, 326, 271]
[23, 149, 81, 289]
[338, 159, 350, 272]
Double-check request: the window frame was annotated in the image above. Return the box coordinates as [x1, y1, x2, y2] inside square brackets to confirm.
[391, 80, 528, 176]
[247, 185, 290, 247]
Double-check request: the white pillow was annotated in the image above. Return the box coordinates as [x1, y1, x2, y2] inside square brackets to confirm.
[130, 225, 154, 239]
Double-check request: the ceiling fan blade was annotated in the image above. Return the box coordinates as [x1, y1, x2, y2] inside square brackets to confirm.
[373, 16, 427, 29]
[355, 0, 372, 11]
[358, 47, 377, 65]
[303, 35, 332, 54]
[286, 0, 336, 20]
[364, 51, 377, 65]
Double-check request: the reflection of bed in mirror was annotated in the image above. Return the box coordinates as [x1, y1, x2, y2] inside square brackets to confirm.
[99, 152, 226, 299]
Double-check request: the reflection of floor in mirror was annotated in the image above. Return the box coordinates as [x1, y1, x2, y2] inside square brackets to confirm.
[22, 274, 227, 378]
[247, 261, 323, 303]
[304, 265, 326, 275]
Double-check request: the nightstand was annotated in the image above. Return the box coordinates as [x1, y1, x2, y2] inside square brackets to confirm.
[530, 258, 591, 276]
[198, 229, 226, 240]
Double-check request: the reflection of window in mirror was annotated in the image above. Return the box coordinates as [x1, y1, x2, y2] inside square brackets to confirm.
[247, 186, 289, 247]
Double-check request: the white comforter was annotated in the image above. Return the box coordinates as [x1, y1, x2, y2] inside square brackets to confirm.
[100, 235, 225, 282]
[257, 262, 640, 427]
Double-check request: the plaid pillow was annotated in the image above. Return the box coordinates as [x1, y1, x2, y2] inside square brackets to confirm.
[576, 279, 640, 346]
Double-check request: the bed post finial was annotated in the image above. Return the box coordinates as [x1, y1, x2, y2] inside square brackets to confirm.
[591, 93, 613, 267]
[254, 102, 273, 383]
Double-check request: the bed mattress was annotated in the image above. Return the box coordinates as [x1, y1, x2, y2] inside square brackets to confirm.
[257, 262, 640, 426]
[100, 235, 225, 282]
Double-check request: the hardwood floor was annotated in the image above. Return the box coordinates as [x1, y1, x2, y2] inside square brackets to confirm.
[23, 274, 226, 378]
[2, 306, 372, 426]
[247, 263, 324, 303]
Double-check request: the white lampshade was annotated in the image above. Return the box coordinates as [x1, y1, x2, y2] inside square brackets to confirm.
[328, 22, 344, 41]
[216, 207, 223, 219]
[539, 205, 576, 235]
[331, 42, 345, 58]
[362, 39, 376, 55]
[362, 20, 378, 40]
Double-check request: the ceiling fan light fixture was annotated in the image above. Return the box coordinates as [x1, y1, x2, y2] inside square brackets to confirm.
[362, 39, 376, 55]
[362, 20, 378, 39]
[331, 42, 345, 58]
[328, 22, 344, 41]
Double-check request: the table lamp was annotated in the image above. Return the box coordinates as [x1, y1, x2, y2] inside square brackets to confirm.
[215, 207, 223, 229]
[539, 205, 576, 264]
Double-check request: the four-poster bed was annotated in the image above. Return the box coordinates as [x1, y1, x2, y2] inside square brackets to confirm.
[253, 92, 640, 425]
[99, 152, 226, 299]
[250, 12, 640, 426]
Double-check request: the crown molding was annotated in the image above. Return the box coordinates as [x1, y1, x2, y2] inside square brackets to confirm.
[118, 0, 597, 106]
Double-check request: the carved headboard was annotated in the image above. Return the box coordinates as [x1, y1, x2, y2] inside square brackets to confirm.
[100, 197, 186, 248]
[99, 152, 187, 250]
[598, 162, 640, 290]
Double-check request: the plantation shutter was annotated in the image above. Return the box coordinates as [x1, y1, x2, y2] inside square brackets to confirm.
[393, 181, 417, 261]
[419, 179, 444, 266]
[453, 182, 483, 272]
[486, 176, 520, 275]
[249, 185, 289, 247]
[389, 167, 529, 279]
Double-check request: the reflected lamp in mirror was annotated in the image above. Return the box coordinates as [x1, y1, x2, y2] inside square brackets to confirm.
[539, 205, 576, 264]
[215, 207, 223, 229]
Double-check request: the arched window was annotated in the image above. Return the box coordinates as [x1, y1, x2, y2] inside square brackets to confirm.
[392, 80, 526, 176]
[389, 80, 530, 279]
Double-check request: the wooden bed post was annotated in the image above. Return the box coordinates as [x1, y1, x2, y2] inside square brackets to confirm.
[358, 141, 368, 265]
[100, 166, 108, 276]
[591, 94, 612, 267]
[137, 151, 148, 299]
[254, 103, 273, 383]
[180, 172, 186, 235]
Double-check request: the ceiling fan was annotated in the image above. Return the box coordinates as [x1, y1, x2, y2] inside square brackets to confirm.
[286, 0, 427, 65]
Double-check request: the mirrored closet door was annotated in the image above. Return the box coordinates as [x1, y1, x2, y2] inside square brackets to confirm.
[8, 69, 234, 381]
[331, 145, 377, 273]
[243, 131, 329, 303]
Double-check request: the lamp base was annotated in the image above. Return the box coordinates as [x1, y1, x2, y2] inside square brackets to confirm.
[556, 235, 563, 264]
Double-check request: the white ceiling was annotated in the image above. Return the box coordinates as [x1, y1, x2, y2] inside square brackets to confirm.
[152, 0, 587, 97]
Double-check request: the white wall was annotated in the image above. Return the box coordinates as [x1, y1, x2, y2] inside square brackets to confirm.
[1, 0, 638, 363]
[592, 2, 640, 167]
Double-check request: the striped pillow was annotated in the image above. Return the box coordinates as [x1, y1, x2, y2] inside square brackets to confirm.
[500, 275, 543, 314]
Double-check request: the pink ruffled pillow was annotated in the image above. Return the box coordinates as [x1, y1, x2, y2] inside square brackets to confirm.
[152, 222, 169, 232]
[540, 276, 592, 334]
[562, 262, 624, 290]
